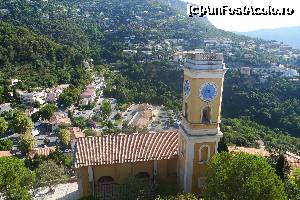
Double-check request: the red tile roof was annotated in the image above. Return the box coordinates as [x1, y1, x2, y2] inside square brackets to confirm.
[49, 112, 71, 125]
[228, 146, 270, 157]
[27, 147, 56, 159]
[0, 151, 12, 157]
[69, 127, 85, 140]
[285, 152, 300, 168]
[74, 132, 178, 168]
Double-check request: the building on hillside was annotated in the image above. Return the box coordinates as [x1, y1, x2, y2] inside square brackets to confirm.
[80, 85, 97, 106]
[45, 84, 69, 103]
[240, 67, 251, 75]
[0, 151, 12, 158]
[74, 51, 228, 198]
[49, 112, 71, 131]
[0, 103, 12, 114]
[27, 147, 56, 159]
[18, 90, 46, 105]
[25, 107, 39, 116]
[10, 78, 20, 86]
[228, 146, 270, 157]
[285, 152, 300, 168]
[69, 127, 85, 149]
[128, 103, 154, 128]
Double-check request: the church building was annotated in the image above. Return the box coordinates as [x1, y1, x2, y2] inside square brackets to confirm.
[74, 51, 228, 198]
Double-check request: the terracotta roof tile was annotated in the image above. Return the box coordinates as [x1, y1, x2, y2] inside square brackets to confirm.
[74, 132, 178, 168]
[228, 146, 270, 157]
[69, 127, 85, 140]
[28, 147, 56, 159]
[0, 151, 12, 157]
[285, 152, 300, 168]
[49, 112, 71, 125]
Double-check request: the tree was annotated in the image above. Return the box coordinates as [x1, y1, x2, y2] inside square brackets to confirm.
[101, 100, 112, 119]
[0, 157, 35, 200]
[12, 111, 34, 134]
[25, 154, 47, 171]
[217, 136, 228, 152]
[19, 133, 37, 154]
[205, 152, 287, 200]
[284, 178, 300, 200]
[84, 128, 97, 137]
[72, 116, 88, 129]
[0, 139, 13, 151]
[38, 104, 57, 120]
[58, 128, 71, 146]
[0, 117, 8, 134]
[35, 160, 68, 192]
[276, 154, 289, 180]
[48, 149, 73, 169]
[114, 112, 122, 120]
[58, 86, 81, 107]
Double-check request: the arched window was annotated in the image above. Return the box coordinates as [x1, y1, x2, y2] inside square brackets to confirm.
[185, 102, 188, 120]
[199, 145, 210, 164]
[135, 172, 150, 179]
[201, 106, 211, 124]
[98, 176, 114, 184]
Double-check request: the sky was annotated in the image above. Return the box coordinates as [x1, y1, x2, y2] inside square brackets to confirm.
[183, 0, 300, 32]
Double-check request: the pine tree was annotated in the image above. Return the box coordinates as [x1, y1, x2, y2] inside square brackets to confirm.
[276, 154, 289, 180]
[218, 136, 229, 152]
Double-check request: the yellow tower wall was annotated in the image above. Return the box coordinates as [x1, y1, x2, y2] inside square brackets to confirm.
[183, 75, 225, 130]
[191, 142, 216, 193]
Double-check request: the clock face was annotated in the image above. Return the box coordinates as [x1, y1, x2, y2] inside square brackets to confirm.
[199, 83, 217, 102]
[184, 80, 191, 97]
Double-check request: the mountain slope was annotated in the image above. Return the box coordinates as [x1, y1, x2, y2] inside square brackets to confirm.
[239, 26, 300, 49]
[0, 22, 84, 89]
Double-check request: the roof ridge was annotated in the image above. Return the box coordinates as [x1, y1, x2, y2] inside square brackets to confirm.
[75, 132, 179, 168]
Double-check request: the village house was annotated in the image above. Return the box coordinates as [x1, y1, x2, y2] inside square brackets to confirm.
[240, 67, 251, 76]
[128, 103, 154, 128]
[80, 85, 97, 106]
[0, 151, 12, 158]
[25, 107, 39, 116]
[18, 90, 46, 105]
[46, 84, 69, 103]
[228, 146, 270, 157]
[69, 127, 85, 149]
[49, 112, 72, 131]
[10, 78, 19, 86]
[0, 103, 12, 114]
[27, 146, 56, 159]
[285, 152, 300, 168]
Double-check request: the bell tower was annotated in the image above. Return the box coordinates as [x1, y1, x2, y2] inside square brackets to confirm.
[178, 50, 228, 194]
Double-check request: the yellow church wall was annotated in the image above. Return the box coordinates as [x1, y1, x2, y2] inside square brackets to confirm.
[191, 142, 216, 194]
[77, 167, 92, 196]
[183, 75, 224, 129]
[92, 161, 153, 184]
[79, 159, 179, 197]
[156, 159, 178, 184]
[132, 161, 154, 179]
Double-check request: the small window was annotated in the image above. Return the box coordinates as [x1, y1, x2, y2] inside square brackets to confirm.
[199, 145, 210, 164]
[135, 172, 150, 179]
[98, 176, 114, 183]
[201, 106, 211, 124]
